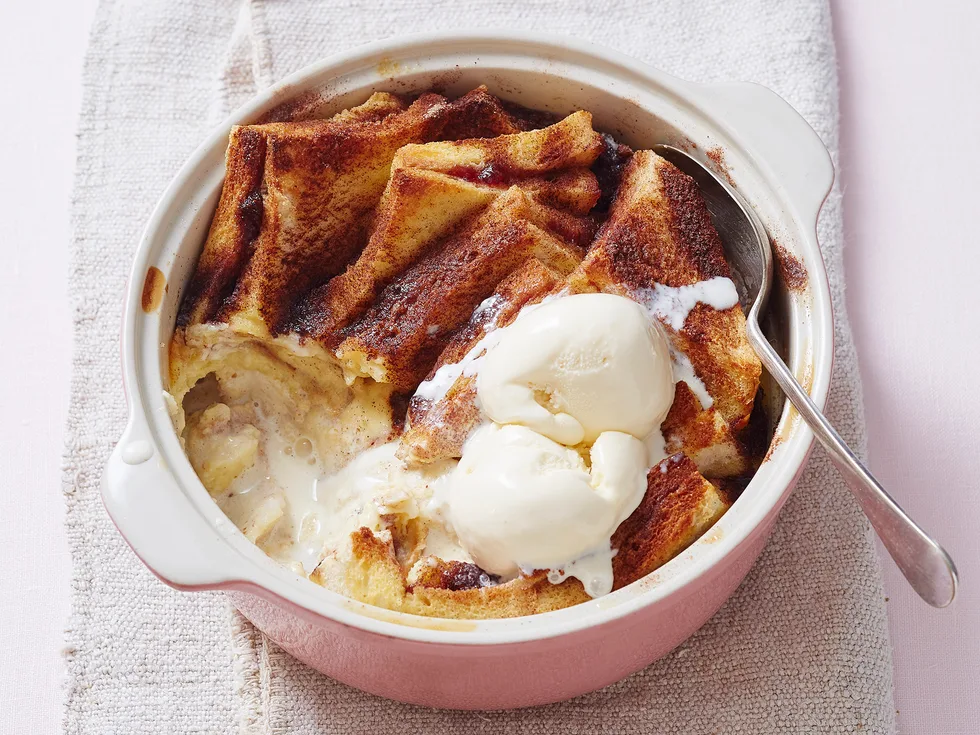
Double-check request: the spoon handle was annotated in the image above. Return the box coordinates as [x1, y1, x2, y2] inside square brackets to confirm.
[747, 322, 958, 607]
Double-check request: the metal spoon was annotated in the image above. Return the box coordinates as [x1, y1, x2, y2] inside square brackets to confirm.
[654, 144, 958, 608]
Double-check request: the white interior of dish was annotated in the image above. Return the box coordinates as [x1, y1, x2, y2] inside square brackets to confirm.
[122, 34, 833, 644]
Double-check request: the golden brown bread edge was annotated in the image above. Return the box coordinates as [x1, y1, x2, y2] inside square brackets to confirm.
[171, 88, 763, 620]
[336, 187, 592, 393]
[398, 257, 569, 465]
[338, 454, 728, 618]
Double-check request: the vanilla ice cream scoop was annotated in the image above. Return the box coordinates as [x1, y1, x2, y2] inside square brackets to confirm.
[446, 424, 648, 591]
[476, 293, 674, 446]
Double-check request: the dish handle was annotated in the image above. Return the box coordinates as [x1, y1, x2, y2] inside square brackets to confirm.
[101, 414, 252, 591]
[693, 81, 835, 227]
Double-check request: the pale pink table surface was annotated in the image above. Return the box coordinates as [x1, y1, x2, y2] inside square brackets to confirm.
[1, 2, 976, 733]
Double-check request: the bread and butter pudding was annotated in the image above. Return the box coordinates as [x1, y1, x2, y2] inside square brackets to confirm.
[168, 87, 765, 619]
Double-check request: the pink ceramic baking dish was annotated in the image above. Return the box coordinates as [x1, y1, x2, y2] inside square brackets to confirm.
[102, 31, 834, 709]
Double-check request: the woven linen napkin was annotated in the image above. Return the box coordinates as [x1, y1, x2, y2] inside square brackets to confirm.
[63, 1, 896, 732]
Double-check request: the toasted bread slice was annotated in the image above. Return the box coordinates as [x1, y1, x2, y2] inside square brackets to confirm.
[437, 85, 553, 139]
[339, 528, 591, 620]
[336, 188, 588, 392]
[571, 150, 762, 431]
[177, 92, 451, 337]
[660, 382, 752, 478]
[392, 109, 603, 182]
[612, 454, 730, 590]
[296, 111, 603, 344]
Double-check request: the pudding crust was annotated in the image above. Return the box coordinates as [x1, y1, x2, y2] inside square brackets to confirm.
[169, 87, 765, 619]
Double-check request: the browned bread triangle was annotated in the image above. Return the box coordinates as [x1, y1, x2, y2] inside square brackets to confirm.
[294, 110, 603, 346]
[570, 150, 762, 477]
[178, 93, 451, 337]
[170, 89, 764, 621]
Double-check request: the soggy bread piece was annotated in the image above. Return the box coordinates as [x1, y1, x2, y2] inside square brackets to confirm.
[239, 494, 287, 545]
[183, 403, 260, 495]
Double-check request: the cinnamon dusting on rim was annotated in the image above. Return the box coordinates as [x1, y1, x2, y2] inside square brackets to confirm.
[425, 67, 464, 94]
[762, 434, 782, 463]
[257, 87, 325, 124]
[800, 360, 814, 395]
[774, 241, 809, 292]
[706, 146, 736, 187]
